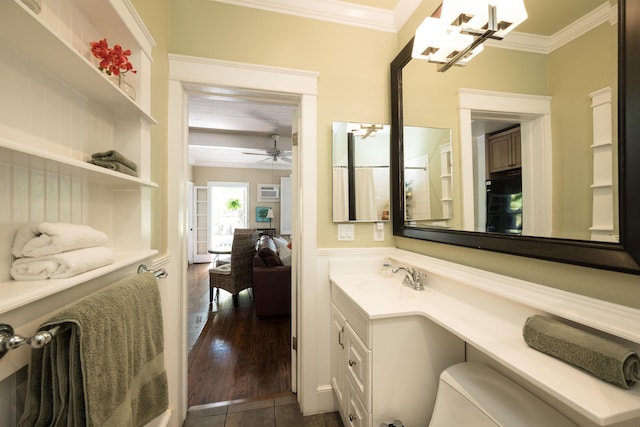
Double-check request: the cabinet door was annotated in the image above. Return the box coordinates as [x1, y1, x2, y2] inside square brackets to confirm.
[512, 131, 522, 168]
[487, 127, 521, 176]
[345, 323, 372, 411]
[487, 133, 514, 173]
[331, 304, 347, 414]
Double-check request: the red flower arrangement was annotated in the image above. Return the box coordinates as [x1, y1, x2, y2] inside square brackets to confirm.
[89, 38, 137, 76]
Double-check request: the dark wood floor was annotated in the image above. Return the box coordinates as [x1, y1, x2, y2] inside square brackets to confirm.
[187, 263, 292, 407]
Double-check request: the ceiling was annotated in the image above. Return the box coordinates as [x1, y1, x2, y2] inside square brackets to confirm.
[188, 0, 610, 169]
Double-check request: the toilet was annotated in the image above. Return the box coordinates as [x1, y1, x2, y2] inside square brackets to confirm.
[428, 363, 577, 427]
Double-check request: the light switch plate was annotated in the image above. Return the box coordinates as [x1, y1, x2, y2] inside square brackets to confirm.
[338, 224, 355, 241]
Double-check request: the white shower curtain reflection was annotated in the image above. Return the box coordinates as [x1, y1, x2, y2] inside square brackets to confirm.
[333, 167, 349, 221]
[405, 155, 431, 220]
[356, 168, 376, 221]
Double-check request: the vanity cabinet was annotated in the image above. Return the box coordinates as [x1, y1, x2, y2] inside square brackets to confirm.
[486, 126, 521, 177]
[0, 0, 156, 322]
[330, 284, 465, 427]
[331, 304, 371, 427]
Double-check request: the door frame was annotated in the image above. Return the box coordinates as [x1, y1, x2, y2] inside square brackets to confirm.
[167, 54, 319, 420]
[458, 88, 553, 236]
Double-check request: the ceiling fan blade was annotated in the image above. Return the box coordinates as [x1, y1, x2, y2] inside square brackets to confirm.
[242, 151, 270, 156]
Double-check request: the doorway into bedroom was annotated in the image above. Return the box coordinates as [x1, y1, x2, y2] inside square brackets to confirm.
[185, 98, 296, 407]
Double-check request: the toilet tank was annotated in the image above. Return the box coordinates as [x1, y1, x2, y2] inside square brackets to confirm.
[429, 363, 576, 427]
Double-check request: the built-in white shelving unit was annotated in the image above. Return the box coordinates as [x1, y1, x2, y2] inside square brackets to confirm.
[0, 1, 163, 424]
[440, 143, 453, 221]
[589, 87, 617, 243]
[0, 0, 156, 312]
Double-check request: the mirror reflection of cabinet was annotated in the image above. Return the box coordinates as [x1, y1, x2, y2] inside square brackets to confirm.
[486, 126, 521, 178]
[332, 122, 390, 223]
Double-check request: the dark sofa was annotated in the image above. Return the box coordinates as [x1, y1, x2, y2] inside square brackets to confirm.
[253, 235, 291, 317]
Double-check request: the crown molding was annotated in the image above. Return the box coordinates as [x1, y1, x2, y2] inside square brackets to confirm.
[392, 0, 423, 32]
[486, 2, 617, 55]
[547, 2, 617, 53]
[208, 0, 422, 32]
[208, 1, 617, 55]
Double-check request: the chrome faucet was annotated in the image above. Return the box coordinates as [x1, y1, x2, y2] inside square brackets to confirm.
[391, 266, 425, 291]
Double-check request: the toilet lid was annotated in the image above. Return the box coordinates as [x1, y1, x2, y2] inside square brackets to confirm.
[438, 363, 576, 427]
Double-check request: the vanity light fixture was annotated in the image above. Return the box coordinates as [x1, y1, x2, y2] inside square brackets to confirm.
[348, 123, 384, 139]
[412, 0, 527, 72]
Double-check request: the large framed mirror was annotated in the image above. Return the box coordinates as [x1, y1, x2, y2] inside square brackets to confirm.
[391, 0, 640, 274]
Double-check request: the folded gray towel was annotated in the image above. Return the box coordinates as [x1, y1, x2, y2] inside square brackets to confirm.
[91, 149, 138, 171]
[523, 315, 640, 389]
[88, 159, 138, 177]
[19, 273, 168, 426]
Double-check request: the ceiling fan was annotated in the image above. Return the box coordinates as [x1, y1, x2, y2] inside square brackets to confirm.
[242, 134, 292, 163]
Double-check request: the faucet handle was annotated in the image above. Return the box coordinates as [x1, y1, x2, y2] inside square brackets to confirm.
[412, 269, 426, 290]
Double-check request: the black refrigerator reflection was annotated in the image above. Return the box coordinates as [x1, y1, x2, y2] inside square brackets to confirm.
[485, 172, 522, 234]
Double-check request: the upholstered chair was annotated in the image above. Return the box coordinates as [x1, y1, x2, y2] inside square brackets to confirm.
[209, 228, 259, 306]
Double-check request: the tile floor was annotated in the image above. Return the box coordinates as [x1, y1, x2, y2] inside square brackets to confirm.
[183, 393, 344, 427]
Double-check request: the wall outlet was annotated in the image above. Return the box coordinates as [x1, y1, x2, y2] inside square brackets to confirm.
[373, 222, 384, 241]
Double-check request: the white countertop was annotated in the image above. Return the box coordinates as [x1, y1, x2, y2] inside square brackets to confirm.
[330, 270, 640, 426]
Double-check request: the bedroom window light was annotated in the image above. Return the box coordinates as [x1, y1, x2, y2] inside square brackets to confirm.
[207, 181, 249, 249]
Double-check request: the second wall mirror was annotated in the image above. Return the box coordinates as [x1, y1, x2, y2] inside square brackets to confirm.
[332, 122, 390, 222]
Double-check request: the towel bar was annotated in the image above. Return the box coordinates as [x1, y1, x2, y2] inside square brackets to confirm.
[138, 264, 168, 278]
[1, 267, 167, 360]
[0, 323, 58, 359]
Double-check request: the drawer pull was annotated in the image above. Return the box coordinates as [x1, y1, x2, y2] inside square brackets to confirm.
[349, 413, 357, 422]
[339, 327, 344, 349]
[348, 359, 356, 367]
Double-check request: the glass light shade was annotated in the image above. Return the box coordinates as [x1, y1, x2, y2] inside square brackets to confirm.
[429, 30, 476, 64]
[492, 0, 527, 37]
[441, 0, 487, 29]
[412, 17, 448, 60]
[441, 0, 527, 37]
[266, 208, 275, 219]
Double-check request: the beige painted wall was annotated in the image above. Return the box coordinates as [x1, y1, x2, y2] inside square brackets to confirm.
[192, 166, 292, 235]
[548, 22, 618, 239]
[169, 0, 397, 247]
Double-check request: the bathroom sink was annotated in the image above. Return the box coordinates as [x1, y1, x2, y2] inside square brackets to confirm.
[332, 273, 430, 319]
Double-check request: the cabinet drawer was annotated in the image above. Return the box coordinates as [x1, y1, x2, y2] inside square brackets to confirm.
[346, 380, 370, 427]
[331, 282, 371, 347]
[346, 323, 371, 410]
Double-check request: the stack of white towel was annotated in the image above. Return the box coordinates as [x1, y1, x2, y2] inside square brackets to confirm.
[10, 223, 114, 281]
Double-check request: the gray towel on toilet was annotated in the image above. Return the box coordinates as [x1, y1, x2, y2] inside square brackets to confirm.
[523, 315, 640, 389]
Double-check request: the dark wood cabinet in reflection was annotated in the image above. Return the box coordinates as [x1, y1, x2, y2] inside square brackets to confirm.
[487, 126, 521, 178]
